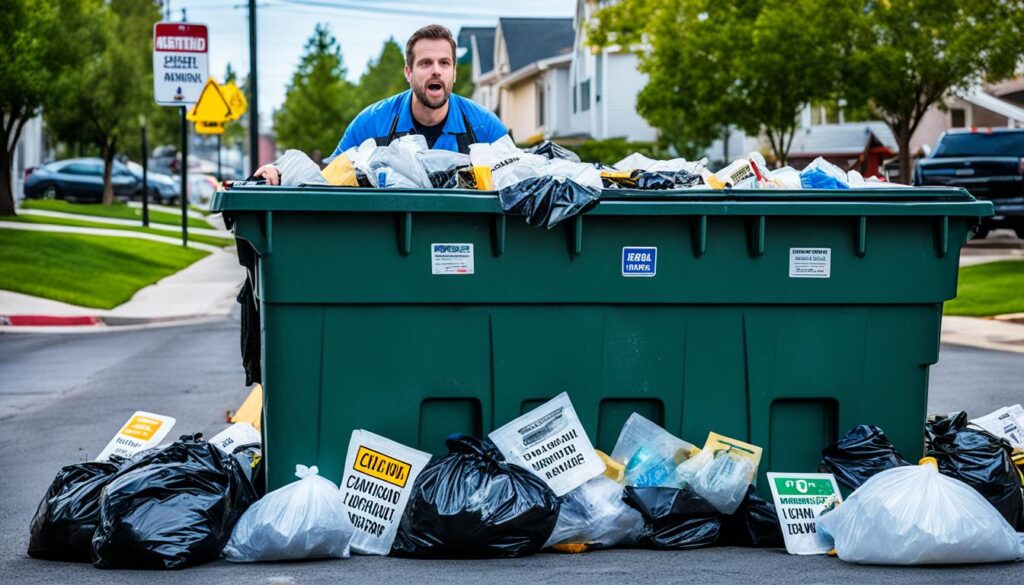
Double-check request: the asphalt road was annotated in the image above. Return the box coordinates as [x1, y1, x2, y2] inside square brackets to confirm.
[1, 314, 1022, 584]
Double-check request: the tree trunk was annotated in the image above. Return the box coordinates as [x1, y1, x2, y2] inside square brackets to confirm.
[101, 140, 115, 205]
[0, 147, 15, 217]
[897, 130, 912, 186]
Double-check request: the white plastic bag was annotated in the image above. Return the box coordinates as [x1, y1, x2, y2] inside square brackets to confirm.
[418, 149, 470, 174]
[817, 461, 1024, 565]
[613, 152, 707, 175]
[543, 476, 644, 550]
[364, 135, 432, 188]
[224, 465, 354, 562]
[470, 135, 546, 189]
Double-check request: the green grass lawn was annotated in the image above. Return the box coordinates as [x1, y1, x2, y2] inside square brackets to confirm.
[6, 214, 234, 248]
[945, 260, 1024, 317]
[0, 229, 208, 309]
[21, 199, 211, 229]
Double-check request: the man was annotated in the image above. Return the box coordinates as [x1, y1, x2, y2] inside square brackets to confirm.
[255, 24, 507, 185]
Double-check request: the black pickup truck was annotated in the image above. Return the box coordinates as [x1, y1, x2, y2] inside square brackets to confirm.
[914, 128, 1024, 238]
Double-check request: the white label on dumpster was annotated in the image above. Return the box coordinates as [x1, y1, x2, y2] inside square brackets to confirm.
[789, 247, 831, 278]
[209, 422, 262, 454]
[488, 392, 604, 496]
[767, 472, 842, 555]
[341, 430, 432, 555]
[431, 243, 474, 275]
[96, 411, 176, 462]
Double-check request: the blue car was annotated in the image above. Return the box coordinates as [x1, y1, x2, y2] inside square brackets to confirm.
[126, 161, 182, 205]
[23, 158, 138, 203]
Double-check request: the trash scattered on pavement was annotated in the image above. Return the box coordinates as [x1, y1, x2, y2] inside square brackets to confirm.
[224, 464, 354, 562]
[543, 475, 643, 552]
[818, 424, 910, 490]
[817, 458, 1024, 565]
[392, 435, 560, 558]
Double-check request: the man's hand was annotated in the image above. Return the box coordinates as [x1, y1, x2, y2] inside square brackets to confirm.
[253, 164, 281, 185]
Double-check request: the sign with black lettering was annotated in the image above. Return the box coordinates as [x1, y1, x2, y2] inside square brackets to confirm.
[340, 430, 431, 555]
[766, 472, 842, 555]
[489, 392, 604, 496]
[153, 22, 209, 106]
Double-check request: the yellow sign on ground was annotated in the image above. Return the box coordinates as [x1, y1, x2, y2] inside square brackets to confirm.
[186, 77, 232, 123]
[230, 384, 263, 429]
[220, 81, 248, 121]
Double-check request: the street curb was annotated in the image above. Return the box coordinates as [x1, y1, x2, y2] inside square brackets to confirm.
[0, 314, 226, 334]
[0, 315, 100, 326]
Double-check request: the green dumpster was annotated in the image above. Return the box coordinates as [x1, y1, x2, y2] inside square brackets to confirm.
[212, 186, 991, 492]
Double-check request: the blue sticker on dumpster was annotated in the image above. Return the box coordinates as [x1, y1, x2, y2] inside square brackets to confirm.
[622, 246, 657, 277]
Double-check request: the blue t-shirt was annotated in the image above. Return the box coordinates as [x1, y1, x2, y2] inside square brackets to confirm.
[331, 90, 507, 156]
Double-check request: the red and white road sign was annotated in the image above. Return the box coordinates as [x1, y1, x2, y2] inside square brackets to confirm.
[153, 22, 209, 106]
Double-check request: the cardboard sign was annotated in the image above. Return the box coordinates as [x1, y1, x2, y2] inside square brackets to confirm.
[341, 430, 431, 555]
[95, 411, 176, 462]
[767, 472, 842, 555]
[489, 392, 605, 496]
[209, 422, 261, 455]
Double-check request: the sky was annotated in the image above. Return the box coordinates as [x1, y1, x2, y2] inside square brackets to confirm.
[171, 0, 577, 130]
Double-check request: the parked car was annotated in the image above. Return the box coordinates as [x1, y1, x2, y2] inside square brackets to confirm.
[188, 174, 220, 207]
[914, 128, 1024, 239]
[126, 161, 181, 205]
[23, 158, 138, 203]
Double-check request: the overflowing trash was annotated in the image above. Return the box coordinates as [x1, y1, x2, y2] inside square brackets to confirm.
[224, 465, 353, 562]
[818, 424, 910, 490]
[91, 434, 259, 569]
[818, 459, 1024, 565]
[543, 475, 643, 552]
[926, 412, 1023, 529]
[391, 435, 560, 558]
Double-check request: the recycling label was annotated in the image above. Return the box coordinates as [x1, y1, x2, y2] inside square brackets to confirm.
[766, 472, 842, 555]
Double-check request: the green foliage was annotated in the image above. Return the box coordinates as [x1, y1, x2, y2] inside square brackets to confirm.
[358, 38, 408, 106]
[274, 23, 359, 160]
[0, 0, 106, 214]
[944, 260, 1024, 317]
[590, 0, 856, 164]
[454, 61, 474, 98]
[565, 138, 670, 165]
[843, 0, 1024, 181]
[0, 229, 207, 309]
[45, 0, 163, 203]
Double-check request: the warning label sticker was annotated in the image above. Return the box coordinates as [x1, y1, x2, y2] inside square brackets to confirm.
[789, 247, 831, 278]
[353, 445, 413, 488]
[431, 243, 474, 275]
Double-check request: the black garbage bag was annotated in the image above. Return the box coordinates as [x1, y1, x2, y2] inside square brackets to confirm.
[818, 424, 910, 490]
[28, 458, 127, 562]
[602, 169, 702, 190]
[623, 486, 722, 549]
[498, 177, 601, 229]
[91, 434, 258, 569]
[719, 485, 785, 547]
[524, 141, 581, 163]
[391, 434, 560, 558]
[926, 412, 1023, 529]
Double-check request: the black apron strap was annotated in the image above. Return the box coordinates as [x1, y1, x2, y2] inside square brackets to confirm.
[455, 112, 478, 154]
[375, 114, 401, 147]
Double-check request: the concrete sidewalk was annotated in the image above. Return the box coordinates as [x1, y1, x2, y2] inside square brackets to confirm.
[17, 208, 229, 238]
[940, 316, 1024, 354]
[0, 220, 225, 252]
[0, 248, 245, 331]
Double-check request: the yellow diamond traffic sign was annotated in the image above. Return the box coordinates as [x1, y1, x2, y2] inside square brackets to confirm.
[221, 81, 248, 121]
[186, 77, 232, 123]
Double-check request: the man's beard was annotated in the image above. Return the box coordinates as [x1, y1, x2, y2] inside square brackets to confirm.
[413, 79, 451, 110]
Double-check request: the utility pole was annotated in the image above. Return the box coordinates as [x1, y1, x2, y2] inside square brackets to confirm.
[248, 0, 259, 176]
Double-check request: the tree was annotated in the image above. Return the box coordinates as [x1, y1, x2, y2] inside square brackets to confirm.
[0, 0, 104, 216]
[454, 61, 474, 98]
[844, 0, 1024, 182]
[47, 0, 163, 204]
[358, 38, 408, 106]
[274, 23, 359, 161]
[590, 0, 856, 164]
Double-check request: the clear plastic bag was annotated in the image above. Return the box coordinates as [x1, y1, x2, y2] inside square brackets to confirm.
[800, 157, 849, 190]
[611, 413, 695, 487]
[224, 464, 353, 562]
[818, 460, 1024, 565]
[364, 135, 432, 189]
[543, 477, 643, 550]
[689, 450, 758, 515]
[470, 135, 547, 189]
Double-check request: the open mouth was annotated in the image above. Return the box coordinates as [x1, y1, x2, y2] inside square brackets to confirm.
[427, 81, 443, 93]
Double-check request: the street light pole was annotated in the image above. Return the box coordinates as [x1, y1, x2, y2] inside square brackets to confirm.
[248, 0, 259, 176]
[140, 114, 149, 227]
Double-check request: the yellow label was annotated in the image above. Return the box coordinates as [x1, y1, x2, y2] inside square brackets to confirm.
[353, 445, 412, 488]
[703, 432, 762, 466]
[121, 415, 164, 441]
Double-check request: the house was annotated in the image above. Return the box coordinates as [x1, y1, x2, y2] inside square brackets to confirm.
[456, 27, 496, 112]
[911, 86, 1024, 155]
[787, 122, 898, 176]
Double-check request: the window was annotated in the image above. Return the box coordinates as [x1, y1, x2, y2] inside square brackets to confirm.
[581, 79, 591, 112]
[63, 163, 94, 175]
[950, 108, 966, 128]
[537, 83, 546, 128]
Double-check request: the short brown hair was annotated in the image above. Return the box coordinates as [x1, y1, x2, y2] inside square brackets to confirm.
[405, 24, 456, 67]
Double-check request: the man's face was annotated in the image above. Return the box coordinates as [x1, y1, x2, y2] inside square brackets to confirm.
[406, 38, 455, 110]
